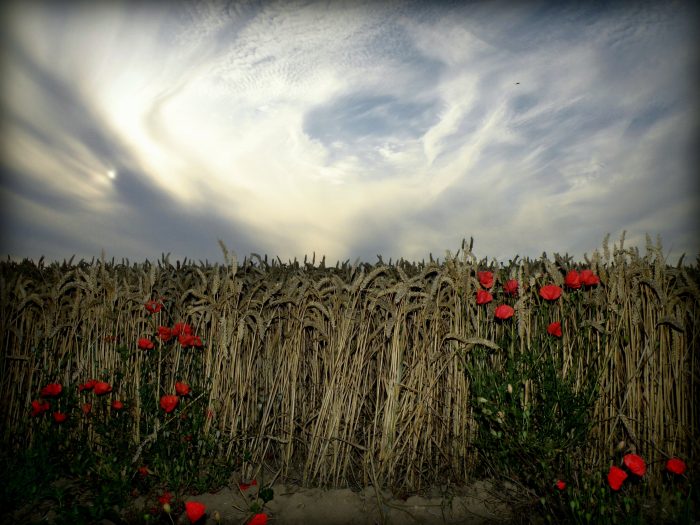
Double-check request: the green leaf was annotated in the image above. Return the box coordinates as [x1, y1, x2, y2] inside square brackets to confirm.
[259, 486, 274, 503]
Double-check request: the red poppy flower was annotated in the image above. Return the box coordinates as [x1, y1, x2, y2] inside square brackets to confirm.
[185, 501, 206, 523]
[607, 465, 627, 490]
[476, 290, 493, 305]
[158, 492, 173, 505]
[40, 383, 62, 398]
[666, 457, 686, 475]
[580, 269, 600, 287]
[178, 333, 203, 348]
[160, 395, 179, 413]
[239, 479, 258, 491]
[172, 323, 192, 337]
[564, 270, 581, 289]
[138, 337, 154, 350]
[503, 279, 518, 295]
[477, 271, 494, 289]
[547, 322, 562, 337]
[494, 304, 514, 320]
[248, 514, 268, 525]
[31, 399, 50, 417]
[138, 466, 149, 477]
[539, 284, 562, 301]
[53, 411, 67, 423]
[82, 403, 92, 415]
[158, 326, 173, 342]
[555, 479, 566, 491]
[623, 453, 646, 476]
[79, 379, 97, 392]
[145, 299, 163, 313]
[175, 382, 191, 396]
[111, 400, 124, 410]
[93, 381, 112, 395]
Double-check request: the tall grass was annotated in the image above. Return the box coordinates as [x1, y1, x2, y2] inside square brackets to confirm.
[0, 233, 697, 494]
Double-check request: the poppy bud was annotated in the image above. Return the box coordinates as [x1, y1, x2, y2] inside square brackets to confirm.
[506, 384, 513, 394]
[495, 411, 505, 425]
[162, 503, 171, 514]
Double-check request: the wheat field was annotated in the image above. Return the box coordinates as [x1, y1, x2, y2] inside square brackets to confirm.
[1, 233, 697, 492]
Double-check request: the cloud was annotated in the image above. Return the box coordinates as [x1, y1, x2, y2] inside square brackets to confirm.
[1, 0, 698, 264]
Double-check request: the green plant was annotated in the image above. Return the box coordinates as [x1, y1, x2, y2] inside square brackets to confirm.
[466, 269, 609, 522]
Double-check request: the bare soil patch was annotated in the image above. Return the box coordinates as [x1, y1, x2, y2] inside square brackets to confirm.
[4, 479, 515, 525]
[190, 479, 513, 524]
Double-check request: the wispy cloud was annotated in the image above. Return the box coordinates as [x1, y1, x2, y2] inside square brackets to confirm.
[1, 0, 697, 263]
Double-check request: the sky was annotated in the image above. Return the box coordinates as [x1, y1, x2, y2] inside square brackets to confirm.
[1, 0, 699, 266]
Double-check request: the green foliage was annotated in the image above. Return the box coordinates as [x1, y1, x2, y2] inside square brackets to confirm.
[259, 486, 274, 504]
[0, 419, 131, 524]
[0, 445, 56, 512]
[537, 469, 697, 525]
[468, 343, 596, 491]
[1, 330, 230, 523]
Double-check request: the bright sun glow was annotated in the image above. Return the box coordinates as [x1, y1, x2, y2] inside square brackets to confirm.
[107, 169, 117, 180]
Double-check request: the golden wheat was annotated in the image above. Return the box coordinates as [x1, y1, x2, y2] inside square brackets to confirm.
[0, 234, 697, 492]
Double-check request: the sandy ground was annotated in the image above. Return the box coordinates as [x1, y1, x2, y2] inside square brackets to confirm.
[168, 479, 513, 525]
[5, 479, 514, 525]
